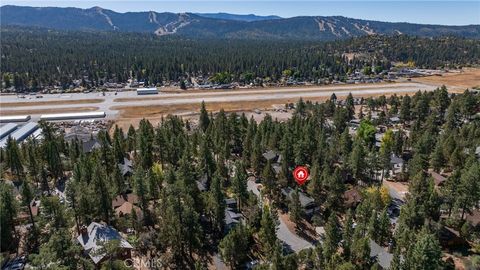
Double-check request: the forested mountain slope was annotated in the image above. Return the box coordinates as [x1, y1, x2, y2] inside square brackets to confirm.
[2, 5, 479, 39]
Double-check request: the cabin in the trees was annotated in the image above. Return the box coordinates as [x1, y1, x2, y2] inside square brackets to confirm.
[281, 187, 317, 216]
[115, 201, 143, 222]
[343, 188, 363, 209]
[429, 170, 447, 188]
[224, 198, 242, 231]
[112, 193, 139, 209]
[389, 116, 400, 125]
[196, 173, 209, 192]
[369, 239, 394, 269]
[117, 157, 134, 177]
[389, 154, 405, 177]
[77, 222, 133, 264]
[263, 150, 282, 175]
[82, 138, 101, 153]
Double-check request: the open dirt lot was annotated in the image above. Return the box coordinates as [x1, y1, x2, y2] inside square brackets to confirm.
[413, 68, 480, 90]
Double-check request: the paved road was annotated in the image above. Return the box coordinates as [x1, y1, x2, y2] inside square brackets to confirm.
[0, 82, 437, 120]
[247, 179, 313, 252]
[276, 216, 314, 252]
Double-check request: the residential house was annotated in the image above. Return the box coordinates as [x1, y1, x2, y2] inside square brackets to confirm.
[117, 157, 134, 177]
[115, 201, 143, 221]
[77, 222, 133, 264]
[375, 132, 384, 148]
[465, 209, 480, 228]
[369, 239, 393, 269]
[263, 150, 283, 175]
[281, 187, 318, 216]
[82, 138, 101, 153]
[112, 193, 139, 209]
[429, 170, 447, 187]
[390, 154, 405, 177]
[196, 173, 209, 192]
[344, 188, 363, 208]
[389, 116, 400, 125]
[224, 198, 242, 231]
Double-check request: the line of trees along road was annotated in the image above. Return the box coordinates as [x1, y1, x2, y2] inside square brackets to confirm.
[1, 26, 480, 91]
[1, 88, 479, 269]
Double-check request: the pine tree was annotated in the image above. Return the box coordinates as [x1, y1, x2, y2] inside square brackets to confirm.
[138, 119, 154, 170]
[199, 101, 210, 132]
[323, 213, 341, 261]
[5, 136, 23, 177]
[0, 183, 18, 251]
[262, 160, 276, 201]
[208, 171, 225, 234]
[345, 92, 355, 120]
[289, 188, 304, 228]
[134, 169, 150, 225]
[400, 95, 411, 123]
[251, 132, 263, 173]
[350, 140, 366, 181]
[457, 160, 480, 219]
[218, 224, 251, 268]
[92, 165, 111, 224]
[232, 160, 248, 210]
[21, 181, 36, 228]
[40, 121, 63, 179]
[408, 229, 442, 270]
[342, 210, 354, 259]
[258, 206, 277, 258]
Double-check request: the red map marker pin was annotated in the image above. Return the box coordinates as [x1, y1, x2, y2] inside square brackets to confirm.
[293, 166, 309, 185]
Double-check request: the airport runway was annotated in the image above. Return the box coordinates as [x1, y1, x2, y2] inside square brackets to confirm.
[0, 82, 438, 120]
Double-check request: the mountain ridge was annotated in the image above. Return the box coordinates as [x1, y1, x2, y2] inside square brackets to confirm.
[1, 5, 479, 40]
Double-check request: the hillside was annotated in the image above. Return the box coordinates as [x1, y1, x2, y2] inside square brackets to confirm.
[195, 12, 281, 22]
[1, 5, 479, 39]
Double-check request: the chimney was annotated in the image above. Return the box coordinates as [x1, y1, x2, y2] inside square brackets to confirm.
[80, 225, 88, 237]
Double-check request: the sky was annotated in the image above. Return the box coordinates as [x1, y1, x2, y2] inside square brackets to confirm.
[2, 1, 480, 25]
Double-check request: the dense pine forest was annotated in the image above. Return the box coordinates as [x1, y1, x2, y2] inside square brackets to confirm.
[1, 26, 480, 91]
[1, 88, 480, 269]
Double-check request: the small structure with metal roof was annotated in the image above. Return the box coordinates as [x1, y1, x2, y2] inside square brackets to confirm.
[0, 123, 18, 140]
[0, 115, 31, 123]
[136, 87, 158, 95]
[0, 122, 39, 148]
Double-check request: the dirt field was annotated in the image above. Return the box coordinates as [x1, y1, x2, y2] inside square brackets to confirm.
[413, 68, 480, 89]
[113, 92, 411, 129]
[0, 106, 99, 116]
[0, 98, 104, 108]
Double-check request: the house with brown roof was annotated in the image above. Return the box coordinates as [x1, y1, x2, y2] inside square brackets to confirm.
[115, 201, 143, 221]
[344, 188, 363, 208]
[429, 170, 447, 187]
[112, 193, 139, 208]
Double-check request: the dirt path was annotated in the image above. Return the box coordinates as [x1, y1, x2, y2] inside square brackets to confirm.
[0, 106, 100, 116]
[0, 98, 104, 108]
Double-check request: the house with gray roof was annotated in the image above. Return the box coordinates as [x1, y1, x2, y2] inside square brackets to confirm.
[117, 157, 133, 177]
[77, 222, 133, 264]
[390, 154, 405, 176]
[281, 187, 318, 216]
[224, 198, 243, 231]
[369, 239, 394, 269]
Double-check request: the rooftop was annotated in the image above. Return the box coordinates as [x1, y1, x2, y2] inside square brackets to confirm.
[77, 222, 133, 264]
